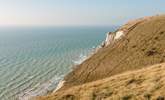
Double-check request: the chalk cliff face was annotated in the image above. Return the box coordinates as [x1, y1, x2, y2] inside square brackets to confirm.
[35, 15, 165, 100]
[102, 31, 124, 47]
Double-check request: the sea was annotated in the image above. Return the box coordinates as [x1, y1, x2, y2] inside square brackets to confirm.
[0, 26, 117, 100]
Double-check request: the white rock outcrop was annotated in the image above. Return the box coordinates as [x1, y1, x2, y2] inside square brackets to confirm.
[103, 30, 125, 47]
[114, 31, 124, 39]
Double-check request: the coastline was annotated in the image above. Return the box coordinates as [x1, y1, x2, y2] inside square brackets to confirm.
[52, 41, 105, 92]
[17, 27, 111, 100]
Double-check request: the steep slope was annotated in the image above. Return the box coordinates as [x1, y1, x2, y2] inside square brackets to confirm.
[36, 63, 165, 100]
[61, 15, 165, 89]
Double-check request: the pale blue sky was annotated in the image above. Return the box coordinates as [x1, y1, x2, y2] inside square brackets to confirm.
[0, 0, 164, 26]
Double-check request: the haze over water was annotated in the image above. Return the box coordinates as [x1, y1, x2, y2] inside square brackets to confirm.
[0, 26, 117, 100]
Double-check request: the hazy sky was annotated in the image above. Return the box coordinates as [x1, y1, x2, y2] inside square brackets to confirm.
[0, 0, 165, 26]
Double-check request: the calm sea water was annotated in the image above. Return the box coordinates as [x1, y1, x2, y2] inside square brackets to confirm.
[0, 26, 117, 100]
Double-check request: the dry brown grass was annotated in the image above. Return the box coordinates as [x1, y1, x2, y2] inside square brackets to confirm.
[62, 15, 165, 89]
[35, 63, 165, 100]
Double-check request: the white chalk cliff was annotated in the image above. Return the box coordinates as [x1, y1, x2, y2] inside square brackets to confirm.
[102, 30, 125, 47]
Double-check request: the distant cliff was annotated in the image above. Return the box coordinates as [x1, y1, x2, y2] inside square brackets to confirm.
[35, 15, 165, 100]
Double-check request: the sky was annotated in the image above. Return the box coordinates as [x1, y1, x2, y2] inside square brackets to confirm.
[0, 0, 165, 26]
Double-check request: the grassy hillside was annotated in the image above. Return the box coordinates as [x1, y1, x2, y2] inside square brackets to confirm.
[62, 15, 165, 89]
[36, 63, 165, 100]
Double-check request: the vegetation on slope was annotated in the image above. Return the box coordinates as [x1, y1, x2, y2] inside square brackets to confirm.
[36, 63, 165, 100]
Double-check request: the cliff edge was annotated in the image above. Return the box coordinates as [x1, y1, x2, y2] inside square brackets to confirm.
[62, 15, 165, 89]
